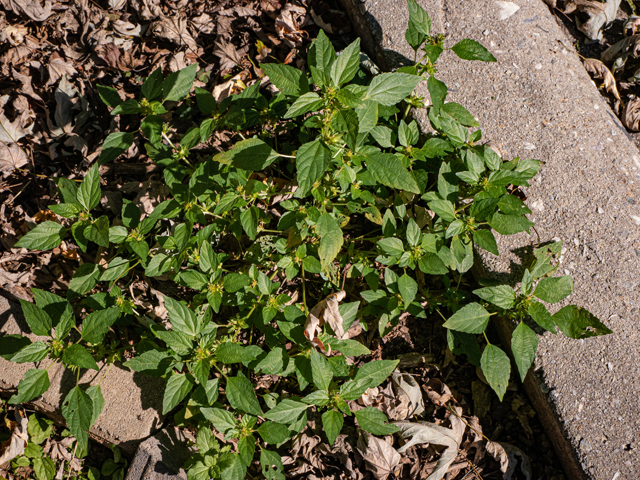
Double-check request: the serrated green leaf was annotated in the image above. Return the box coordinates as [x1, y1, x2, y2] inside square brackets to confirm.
[295, 139, 332, 197]
[216, 343, 261, 364]
[451, 38, 496, 62]
[488, 212, 534, 235]
[528, 301, 555, 333]
[355, 407, 400, 435]
[19, 300, 52, 336]
[142, 68, 164, 101]
[284, 92, 323, 119]
[533, 276, 574, 304]
[310, 350, 333, 390]
[552, 305, 612, 339]
[164, 296, 199, 336]
[98, 132, 134, 165]
[100, 257, 129, 282]
[15, 221, 66, 251]
[260, 449, 285, 480]
[511, 322, 538, 382]
[472, 285, 515, 309]
[226, 376, 262, 416]
[61, 386, 93, 453]
[239, 206, 260, 240]
[85, 385, 104, 427]
[441, 102, 479, 127]
[418, 253, 449, 275]
[407, 0, 431, 35]
[215, 137, 278, 171]
[97, 85, 122, 108]
[480, 344, 510, 400]
[316, 212, 343, 270]
[260, 63, 309, 96]
[322, 409, 344, 445]
[256, 421, 291, 445]
[163, 373, 194, 414]
[473, 229, 499, 255]
[81, 307, 120, 344]
[308, 30, 336, 77]
[9, 369, 50, 404]
[365, 73, 422, 106]
[223, 273, 251, 293]
[62, 344, 99, 371]
[68, 263, 100, 299]
[330, 38, 361, 86]
[364, 150, 420, 193]
[427, 75, 447, 110]
[85, 215, 110, 248]
[442, 302, 490, 334]
[398, 274, 418, 305]
[163, 63, 197, 102]
[201, 407, 236, 434]
[264, 398, 307, 424]
[427, 199, 456, 221]
[354, 359, 399, 389]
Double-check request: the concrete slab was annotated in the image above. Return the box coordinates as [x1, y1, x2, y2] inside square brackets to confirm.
[124, 428, 192, 480]
[0, 294, 166, 454]
[340, 0, 640, 478]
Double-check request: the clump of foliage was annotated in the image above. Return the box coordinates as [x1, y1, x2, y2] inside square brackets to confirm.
[2, 0, 611, 477]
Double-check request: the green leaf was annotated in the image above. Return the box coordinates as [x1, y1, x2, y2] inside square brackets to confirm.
[451, 38, 496, 62]
[226, 376, 262, 416]
[365, 73, 422, 106]
[15, 221, 66, 251]
[321, 409, 344, 445]
[295, 139, 331, 197]
[215, 137, 278, 171]
[48, 203, 82, 219]
[98, 132, 134, 165]
[9, 369, 50, 404]
[364, 151, 420, 193]
[498, 195, 531, 216]
[97, 85, 122, 108]
[264, 398, 307, 424]
[62, 344, 99, 371]
[310, 350, 333, 390]
[326, 338, 370, 356]
[260, 63, 309, 96]
[28, 413, 54, 444]
[354, 359, 399, 389]
[418, 253, 449, 275]
[81, 307, 120, 344]
[85, 385, 105, 427]
[19, 300, 52, 336]
[216, 343, 261, 364]
[260, 449, 286, 480]
[111, 98, 140, 115]
[427, 199, 456, 221]
[162, 373, 194, 415]
[480, 344, 510, 400]
[237, 434, 256, 467]
[377, 237, 404, 256]
[164, 296, 199, 336]
[85, 215, 110, 248]
[488, 212, 534, 235]
[302, 389, 330, 406]
[316, 212, 344, 270]
[256, 421, 291, 445]
[124, 350, 172, 376]
[405, 20, 427, 51]
[398, 274, 418, 305]
[407, 0, 431, 35]
[284, 92, 323, 119]
[528, 301, 555, 333]
[142, 68, 164, 101]
[61, 386, 93, 453]
[201, 408, 236, 434]
[240, 206, 260, 240]
[308, 30, 336, 76]
[163, 63, 197, 101]
[533, 276, 574, 304]
[441, 103, 479, 127]
[472, 285, 515, 309]
[68, 263, 100, 299]
[355, 407, 400, 435]
[427, 75, 447, 110]
[552, 305, 612, 339]
[100, 257, 129, 282]
[330, 38, 361, 86]
[473, 229, 498, 255]
[223, 273, 251, 293]
[442, 302, 490, 334]
[511, 322, 538, 382]
[11, 341, 49, 363]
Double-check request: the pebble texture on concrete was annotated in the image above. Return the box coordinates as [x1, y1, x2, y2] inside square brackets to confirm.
[340, 0, 640, 478]
[0, 294, 166, 454]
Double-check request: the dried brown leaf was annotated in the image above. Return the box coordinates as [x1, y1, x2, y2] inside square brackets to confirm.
[0, 142, 28, 177]
[213, 38, 247, 72]
[0, 95, 34, 144]
[275, 4, 307, 46]
[0, 0, 52, 22]
[310, 9, 333, 34]
[152, 15, 199, 52]
[486, 441, 532, 480]
[622, 96, 640, 131]
[391, 371, 425, 419]
[304, 290, 347, 345]
[573, 0, 620, 41]
[0, 25, 29, 46]
[356, 431, 401, 480]
[46, 53, 77, 87]
[0, 409, 28, 464]
[584, 58, 620, 100]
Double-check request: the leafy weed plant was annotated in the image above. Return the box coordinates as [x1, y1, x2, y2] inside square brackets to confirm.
[2, 1, 611, 477]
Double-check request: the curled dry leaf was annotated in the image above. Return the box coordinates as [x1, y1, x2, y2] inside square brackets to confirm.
[583, 58, 621, 101]
[0, 141, 29, 177]
[276, 4, 308, 46]
[601, 34, 640, 63]
[310, 9, 333, 34]
[0, 0, 52, 22]
[573, 0, 620, 41]
[486, 441, 532, 480]
[624, 15, 640, 36]
[391, 371, 425, 419]
[0, 25, 29, 46]
[0, 95, 35, 145]
[622, 96, 640, 131]
[45, 53, 77, 87]
[0, 408, 28, 464]
[152, 15, 199, 52]
[304, 290, 347, 347]
[394, 407, 465, 480]
[356, 431, 401, 480]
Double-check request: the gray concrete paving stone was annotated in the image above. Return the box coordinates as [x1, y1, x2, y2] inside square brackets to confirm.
[0, 294, 166, 454]
[340, 0, 640, 478]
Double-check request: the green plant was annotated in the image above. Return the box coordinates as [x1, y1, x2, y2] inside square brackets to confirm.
[3, 0, 611, 477]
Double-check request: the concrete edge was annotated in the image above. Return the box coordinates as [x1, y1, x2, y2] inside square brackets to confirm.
[337, 0, 588, 477]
